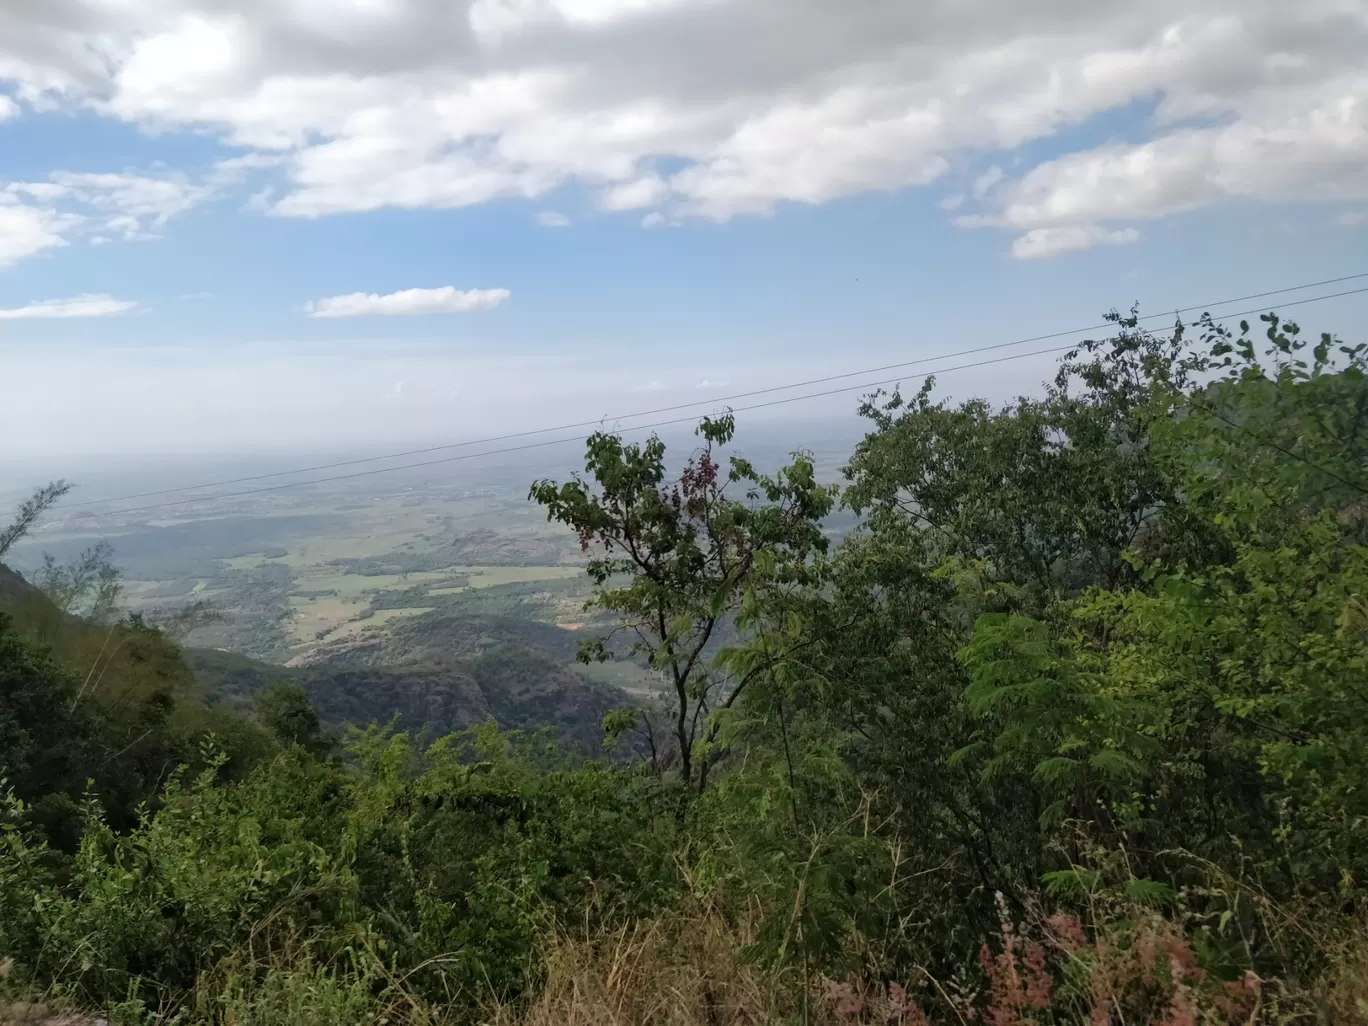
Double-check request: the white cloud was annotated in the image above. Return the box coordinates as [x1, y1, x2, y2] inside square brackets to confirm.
[46, 170, 215, 237]
[536, 209, 571, 227]
[0, 294, 141, 320]
[963, 62, 1368, 255]
[599, 175, 669, 211]
[0, 0, 1364, 253]
[0, 95, 17, 121]
[305, 285, 512, 317]
[0, 168, 220, 264]
[1339, 209, 1368, 227]
[0, 202, 79, 267]
[631, 380, 669, 392]
[1010, 224, 1142, 259]
[695, 379, 730, 389]
[470, 0, 701, 40]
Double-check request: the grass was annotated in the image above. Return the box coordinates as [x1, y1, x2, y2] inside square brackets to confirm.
[333, 607, 435, 632]
[277, 567, 583, 649]
[482, 905, 791, 1026]
[288, 603, 436, 647]
[449, 566, 583, 589]
[295, 570, 451, 598]
[285, 596, 360, 640]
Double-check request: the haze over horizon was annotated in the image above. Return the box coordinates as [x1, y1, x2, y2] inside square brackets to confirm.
[2, 0, 1366, 462]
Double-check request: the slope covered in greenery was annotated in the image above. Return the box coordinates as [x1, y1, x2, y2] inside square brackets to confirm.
[189, 643, 628, 752]
[4, 309, 1368, 1025]
[301, 609, 581, 666]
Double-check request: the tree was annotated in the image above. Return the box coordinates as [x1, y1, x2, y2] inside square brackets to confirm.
[0, 612, 92, 816]
[255, 682, 333, 757]
[531, 413, 835, 791]
[954, 311, 1368, 894]
[0, 481, 70, 561]
[843, 310, 1192, 608]
[33, 540, 122, 622]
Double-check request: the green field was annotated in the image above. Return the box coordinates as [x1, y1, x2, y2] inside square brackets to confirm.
[454, 565, 583, 588]
[81, 491, 593, 662]
[13, 433, 850, 674]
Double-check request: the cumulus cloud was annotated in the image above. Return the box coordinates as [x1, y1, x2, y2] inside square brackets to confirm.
[305, 286, 512, 317]
[536, 209, 571, 226]
[0, 0, 1365, 254]
[0, 294, 141, 319]
[0, 95, 17, 121]
[1339, 209, 1368, 227]
[1010, 224, 1142, 260]
[970, 88, 1368, 254]
[0, 202, 80, 267]
[599, 175, 669, 211]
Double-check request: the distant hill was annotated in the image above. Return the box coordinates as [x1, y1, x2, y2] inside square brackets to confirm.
[188, 643, 628, 752]
[4, 558, 626, 751]
[301, 611, 581, 667]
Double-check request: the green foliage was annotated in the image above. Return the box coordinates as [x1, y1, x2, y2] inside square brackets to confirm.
[945, 313, 1368, 902]
[531, 412, 836, 790]
[256, 683, 335, 758]
[189, 642, 628, 753]
[6, 307, 1368, 1022]
[0, 725, 681, 1016]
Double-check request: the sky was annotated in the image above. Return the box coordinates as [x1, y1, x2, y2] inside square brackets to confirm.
[1, 0, 1367, 466]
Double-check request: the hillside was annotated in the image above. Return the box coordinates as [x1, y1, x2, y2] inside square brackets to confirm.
[9, 313, 1368, 1024]
[299, 610, 581, 667]
[188, 643, 626, 751]
[0, 562, 42, 606]
[0, 557, 628, 752]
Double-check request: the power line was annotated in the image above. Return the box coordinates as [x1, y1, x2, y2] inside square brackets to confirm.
[1188, 398, 1368, 497]
[57, 271, 1368, 511]
[44, 342, 1082, 526]
[38, 282, 1368, 528]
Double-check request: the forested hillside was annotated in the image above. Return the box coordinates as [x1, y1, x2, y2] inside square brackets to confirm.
[4, 309, 1368, 1024]
[189, 644, 628, 753]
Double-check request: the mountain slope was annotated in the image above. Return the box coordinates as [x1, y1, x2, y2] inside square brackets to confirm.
[0, 562, 42, 607]
[301, 611, 581, 667]
[189, 643, 626, 751]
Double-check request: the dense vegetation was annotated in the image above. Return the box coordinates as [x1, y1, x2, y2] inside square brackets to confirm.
[189, 643, 629, 752]
[4, 310, 1368, 1024]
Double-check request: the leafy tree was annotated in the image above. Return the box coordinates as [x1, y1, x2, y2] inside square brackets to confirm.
[955, 312, 1368, 896]
[532, 413, 835, 790]
[255, 682, 333, 758]
[0, 612, 96, 845]
[843, 310, 1190, 607]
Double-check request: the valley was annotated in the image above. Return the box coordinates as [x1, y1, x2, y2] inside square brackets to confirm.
[2, 420, 860, 744]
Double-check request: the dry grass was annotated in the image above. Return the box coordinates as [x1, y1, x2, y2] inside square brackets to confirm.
[472, 896, 1368, 1026]
[1315, 935, 1368, 1026]
[480, 906, 797, 1026]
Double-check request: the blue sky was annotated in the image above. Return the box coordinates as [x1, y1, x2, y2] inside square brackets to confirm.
[1, 0, 1365, 463]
